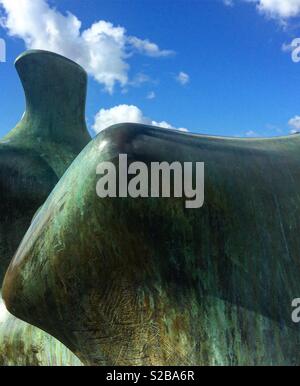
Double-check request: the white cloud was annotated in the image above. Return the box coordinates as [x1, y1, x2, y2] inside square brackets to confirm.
[223, 0, 234, 7]
[129, 73, 152, 87]
[282, 41, 294, 52]
[245, 130, 258, 137]
[92, 104, 188, 133]
[146, 91, 156, 99]
[0, 0, 173, 93]
[128, 36, 175, 57]
[255, 0, 300, 19]
[289, 115, 300, 133]
[176, 71, 190, 86]
[224, 0, 300, 20]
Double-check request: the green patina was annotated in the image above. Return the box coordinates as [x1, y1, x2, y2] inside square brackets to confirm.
[3, 124, 300, 365]
[0, 50, 90, 366]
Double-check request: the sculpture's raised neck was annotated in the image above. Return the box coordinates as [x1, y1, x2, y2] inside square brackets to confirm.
[7, 50, 89, 146]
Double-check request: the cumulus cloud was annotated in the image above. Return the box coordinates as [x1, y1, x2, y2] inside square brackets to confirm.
[176, 71, 190, 85]
[289, 115, 300, 133]
[255, 0, 300, 19]
[0, 0, 173, 93]
[224, 0, 300, 20]
[92, 104, 188, 133]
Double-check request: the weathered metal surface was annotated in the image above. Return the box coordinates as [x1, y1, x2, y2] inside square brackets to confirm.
[0, 50, 90, 277]
[0, 294, 81, 366]
[0, 50, 90, 366]
[3, 124, 300, 365]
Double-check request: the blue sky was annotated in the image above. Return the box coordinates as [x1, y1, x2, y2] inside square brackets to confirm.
[0, 0, 300, 138]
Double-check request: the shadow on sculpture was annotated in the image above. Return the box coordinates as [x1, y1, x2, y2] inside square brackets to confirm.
[3, 123, 300, 365]
[0, 50, 91, 365]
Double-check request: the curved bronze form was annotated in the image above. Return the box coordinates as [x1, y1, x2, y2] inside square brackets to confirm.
[3, 124, 300, 365]
[0, 50, 90, 365]
[0, 49, 90, 279]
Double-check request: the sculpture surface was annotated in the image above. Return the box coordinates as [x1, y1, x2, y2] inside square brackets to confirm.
[3, 124, 300, 365]
[0, 50, 90, 365]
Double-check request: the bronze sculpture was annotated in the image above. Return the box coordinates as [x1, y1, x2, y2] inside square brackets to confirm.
[0, 49, 91, 365]
[3, 123, 300, 365]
